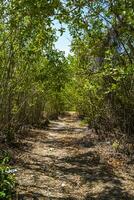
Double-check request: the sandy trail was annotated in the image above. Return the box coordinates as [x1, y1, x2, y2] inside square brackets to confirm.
[14, 114, 134, 200]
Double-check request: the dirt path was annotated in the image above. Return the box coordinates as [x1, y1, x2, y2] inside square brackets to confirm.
[14, 114, 134, 200]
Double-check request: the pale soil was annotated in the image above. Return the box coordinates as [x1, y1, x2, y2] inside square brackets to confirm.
[11, 114, 134, 200]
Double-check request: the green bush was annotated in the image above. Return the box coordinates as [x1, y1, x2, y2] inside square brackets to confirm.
[0, 154, 15, 200]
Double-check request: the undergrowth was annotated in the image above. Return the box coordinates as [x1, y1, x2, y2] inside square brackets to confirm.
[0, 151, 15, 200]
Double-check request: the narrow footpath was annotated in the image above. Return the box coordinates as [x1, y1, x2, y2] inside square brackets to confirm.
[14, 113, 134, 200]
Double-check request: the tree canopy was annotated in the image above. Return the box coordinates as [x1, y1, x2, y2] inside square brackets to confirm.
[0, 0, 134, 142]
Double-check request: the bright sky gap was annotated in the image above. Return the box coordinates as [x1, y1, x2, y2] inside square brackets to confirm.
[54, 20, 72, 56]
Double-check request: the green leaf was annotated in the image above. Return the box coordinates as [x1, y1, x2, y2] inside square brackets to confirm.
[0, 192, 6, 198]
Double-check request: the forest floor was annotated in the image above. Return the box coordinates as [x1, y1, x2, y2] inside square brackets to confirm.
[7, 113, 134, 199]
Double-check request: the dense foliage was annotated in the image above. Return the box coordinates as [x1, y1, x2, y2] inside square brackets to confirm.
[0, 153, 15, 199]
[62, 0, 134, 135]
[0, 0, 134, 139]
[0, 0, 68, 141]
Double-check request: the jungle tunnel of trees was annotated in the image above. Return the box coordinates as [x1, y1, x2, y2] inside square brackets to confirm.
[0, 0, 134, 199]
[0, 0, 134, 142]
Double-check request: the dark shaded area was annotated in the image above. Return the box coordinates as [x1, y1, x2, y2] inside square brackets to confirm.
[15, 148, 134, 199]
[49, 126, 87, 133]
[13, 192, 77, 200]
[85, 186, 134, 200]
[39, 136, 94, 148]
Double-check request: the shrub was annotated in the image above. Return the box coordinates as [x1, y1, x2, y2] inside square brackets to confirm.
[0, 154, 15, 200]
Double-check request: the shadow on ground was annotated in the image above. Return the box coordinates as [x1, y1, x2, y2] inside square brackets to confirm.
[13, 116, 134, 200]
